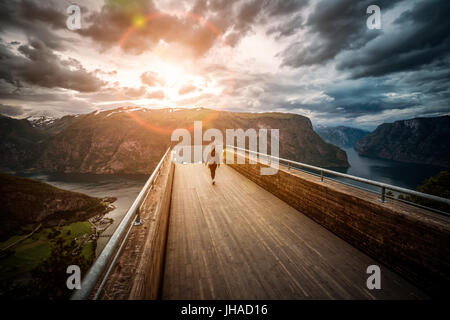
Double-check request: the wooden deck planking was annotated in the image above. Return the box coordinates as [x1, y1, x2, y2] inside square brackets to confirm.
[161, 164, 427, 299]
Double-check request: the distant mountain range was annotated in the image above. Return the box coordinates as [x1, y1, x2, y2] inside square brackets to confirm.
[315, 126, 370, 148]
[0, 107, 349, 174]
[355, 116, 450, 168]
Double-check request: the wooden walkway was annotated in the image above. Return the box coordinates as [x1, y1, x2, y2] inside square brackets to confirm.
[161, 164, 427, 299]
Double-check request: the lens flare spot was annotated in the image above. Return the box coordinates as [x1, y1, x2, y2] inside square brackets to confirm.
[132, 15, 146, 28]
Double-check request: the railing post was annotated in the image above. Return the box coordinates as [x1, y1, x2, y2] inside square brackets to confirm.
[320, 170, 324, 182]
[380, 187, 386, 203]
[134, 206, 143, 226]
[288, 163, 291, 171]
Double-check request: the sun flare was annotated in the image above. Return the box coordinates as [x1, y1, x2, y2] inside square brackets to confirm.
[155, 62, 187, 87]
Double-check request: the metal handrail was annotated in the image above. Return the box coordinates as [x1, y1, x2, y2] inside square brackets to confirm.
[225, 145, 450, 212]
[291, 166, 450, 215]
[71, 147, 171, 300]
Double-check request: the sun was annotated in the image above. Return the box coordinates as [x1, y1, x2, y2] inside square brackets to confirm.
[155, 62, 187, 87]
[109, 55, 223, 104]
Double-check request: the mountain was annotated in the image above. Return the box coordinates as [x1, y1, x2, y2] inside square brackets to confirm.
[0, 107, 349, 174]
[315, 126, 370, 148]
[28, 114, 80, 135]
[0, 115, 49, 172]
[0, 174, 114, 241]
[37, 107, 349, 173]
[37, 108, 170, 174]
[355, 116, 450, 167]
[26, 115, 56, 129]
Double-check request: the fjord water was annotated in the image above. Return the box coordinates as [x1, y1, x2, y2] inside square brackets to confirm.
[16, 172, 147, 256]
[332, 148, 447, 192]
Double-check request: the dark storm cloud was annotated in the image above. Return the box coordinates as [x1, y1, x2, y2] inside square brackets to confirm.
[265, 76, 424, 122]
[0, 104, 26, 116]
[279, 0, 450, 81]
[322, 79, 419, 117]
[279, 0, 402, 68]
[337, 0, 450, 79]
[19, 0, 67, 29]
[224, 0, 309, 46]
[0, 1, 70, 50]
[264, 0, 309, 17]
[1, 0, 449, 127]
[266, 14, 304, 38]
[223, 69, 424, 123]
[79, 0, 219, 57]
[0, 80, 70, 102]
[235, 0, 261, 34]
[0, 81, 95, 116]
[266, 0, 450, 127]
[0, 40, 105, 92]
[79, 0, 311, 55]
[402, 67, 450, 95]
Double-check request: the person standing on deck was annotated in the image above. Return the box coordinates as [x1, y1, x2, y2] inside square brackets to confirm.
[205, 146, 220, 185]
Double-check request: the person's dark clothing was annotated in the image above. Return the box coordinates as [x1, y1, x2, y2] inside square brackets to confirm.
[208, 163, 217, 180]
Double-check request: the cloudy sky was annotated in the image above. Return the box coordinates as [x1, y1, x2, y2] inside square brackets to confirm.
[0, 0, 449, 130]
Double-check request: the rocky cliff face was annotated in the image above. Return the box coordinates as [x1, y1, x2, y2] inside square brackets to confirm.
[315, 126, 370, 148]
[214, 110, 349, 168]
[0, 174, 114, 240]
[355, 116, 450, 167]
[0, 107, 349, 174]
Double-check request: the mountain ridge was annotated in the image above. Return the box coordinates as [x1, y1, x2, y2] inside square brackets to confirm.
[0, 107, 350, 174]
[355, 116, 450, 167]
